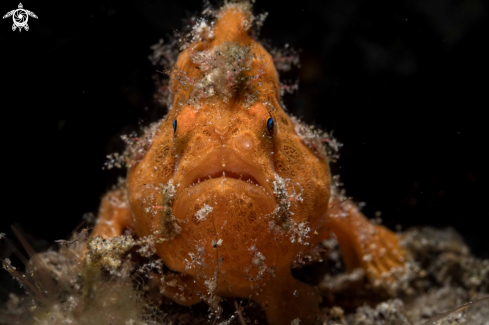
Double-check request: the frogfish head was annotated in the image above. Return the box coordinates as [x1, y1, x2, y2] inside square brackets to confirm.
[126, 2, 332, 286]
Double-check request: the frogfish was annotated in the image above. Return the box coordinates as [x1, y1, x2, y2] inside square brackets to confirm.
[91, 2, 407, 324]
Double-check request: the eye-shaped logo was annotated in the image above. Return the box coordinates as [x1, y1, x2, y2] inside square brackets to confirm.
[3, 3, 38, 32]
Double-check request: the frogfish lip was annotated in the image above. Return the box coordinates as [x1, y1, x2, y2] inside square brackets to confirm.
[173, 150, 276, 213]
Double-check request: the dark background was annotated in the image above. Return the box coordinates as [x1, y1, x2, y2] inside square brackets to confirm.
[1, 0, 488, 300]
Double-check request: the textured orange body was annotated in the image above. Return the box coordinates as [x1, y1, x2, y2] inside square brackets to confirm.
[92, 3, 406, 324]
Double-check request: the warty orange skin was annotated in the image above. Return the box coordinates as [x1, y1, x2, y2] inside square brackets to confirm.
[92, 4, 407, 324]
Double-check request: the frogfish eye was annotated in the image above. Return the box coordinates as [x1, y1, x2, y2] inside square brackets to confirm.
[267, 117, 274, 133]
[173, 119, 177, 132]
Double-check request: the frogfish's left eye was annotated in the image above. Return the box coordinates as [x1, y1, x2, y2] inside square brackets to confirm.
[173, 119, 177, 132]
[267, 117, 274, 134]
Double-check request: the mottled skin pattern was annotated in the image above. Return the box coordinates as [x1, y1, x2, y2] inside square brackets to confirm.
[92, 4, 407, 324]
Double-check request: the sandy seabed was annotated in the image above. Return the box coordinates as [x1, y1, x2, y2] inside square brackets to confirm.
[1, 227, 488, 325]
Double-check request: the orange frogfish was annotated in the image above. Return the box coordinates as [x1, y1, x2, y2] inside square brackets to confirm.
[91, 2, 407, 324]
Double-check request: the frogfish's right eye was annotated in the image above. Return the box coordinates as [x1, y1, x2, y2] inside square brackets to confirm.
[173, 119, 177, 132]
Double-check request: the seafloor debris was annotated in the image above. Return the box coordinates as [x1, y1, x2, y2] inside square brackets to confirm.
[1, 226, 488, 324]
